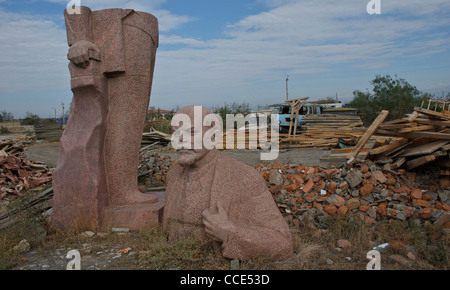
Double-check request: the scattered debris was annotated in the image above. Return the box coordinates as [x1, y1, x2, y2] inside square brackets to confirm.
[0, 135, 35, 158]
[13, 239, 31, 253]
[0, 154, 52, 202]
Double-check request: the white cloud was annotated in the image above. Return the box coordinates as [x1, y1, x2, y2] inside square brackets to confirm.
[45, 0, 194, 32]
[0, 9, 68, 93]
[150, 0, 450, 108]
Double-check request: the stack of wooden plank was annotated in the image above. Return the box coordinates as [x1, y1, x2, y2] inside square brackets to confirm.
[34, 123, 63, 142]
[141, 129, 172, 150]
[280, 114, 365, 149]
[322, 102, 450, 171]
[219, 128, 273, 150]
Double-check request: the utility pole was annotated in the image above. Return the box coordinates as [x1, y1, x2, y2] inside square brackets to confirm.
[53, 107, 56, 122]
[62, 102, 65, 126]
[286, 75, 289, 101]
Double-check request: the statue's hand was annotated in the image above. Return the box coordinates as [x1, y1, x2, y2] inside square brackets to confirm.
[67, 40, 100, 68]
[202, 201, 235, 242]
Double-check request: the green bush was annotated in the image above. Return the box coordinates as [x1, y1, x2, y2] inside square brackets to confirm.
[349, 75, 432, 125]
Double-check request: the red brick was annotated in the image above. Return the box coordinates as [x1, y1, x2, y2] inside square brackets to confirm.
[361, 165, 369, 174]
[327, 182, 337, 194]
[360, 183, 374, 197]
[284, 183, 300, 192]
[364, 216, 377, 226]
[338, 205, 348, 216]
[376, 202, 388, 216]
[422, 192, 433, 201]
[302, 180, 315, 193]
[346, 198, 360, 210]
[396, 186, 411, 194]
[419, 208, 432, 219]
[410, 188, 422, 200]
[323, 204, 337, 215]
[359, 205, 371, 212]
[413, 199, 431, 208]
[305, 193, 316, 203]
[386, 175, 397, 186]
[269, 185, 283, 194]
[312, 174, 321, 183]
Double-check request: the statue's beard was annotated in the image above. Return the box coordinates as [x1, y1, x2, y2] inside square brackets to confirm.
[177, 150, 197, 167]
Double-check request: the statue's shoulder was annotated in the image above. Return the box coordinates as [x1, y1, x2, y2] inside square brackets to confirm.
[167, 163, 183, 180]
[216, 153, 268, 196]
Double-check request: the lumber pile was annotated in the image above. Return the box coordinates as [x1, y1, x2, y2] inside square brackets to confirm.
[322, 102, 450, 171]
[141, 129, 172, 150]
[34, 123, 63, 142]
[279, 114, 365, 149]
[219, 128, 273, 150]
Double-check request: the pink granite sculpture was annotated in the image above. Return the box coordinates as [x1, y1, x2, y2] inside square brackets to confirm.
[163, 105, 293, 260]
[51, 6, 163, 230]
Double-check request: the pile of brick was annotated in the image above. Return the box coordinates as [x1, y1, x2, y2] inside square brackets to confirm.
[0, 154, 52, 201]
[139, 151, 175, 185]
[254, 159, 450, 230]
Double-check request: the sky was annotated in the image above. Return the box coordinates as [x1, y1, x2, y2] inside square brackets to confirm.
[0, 0, 449, 119]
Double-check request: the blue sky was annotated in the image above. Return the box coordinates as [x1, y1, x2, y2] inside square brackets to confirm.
[0, 0, 449, 118]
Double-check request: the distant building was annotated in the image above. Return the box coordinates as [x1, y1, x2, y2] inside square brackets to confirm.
[147, 109, 173, 120]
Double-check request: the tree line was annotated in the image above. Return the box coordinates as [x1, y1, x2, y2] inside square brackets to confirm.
[349, 74, 447, 125]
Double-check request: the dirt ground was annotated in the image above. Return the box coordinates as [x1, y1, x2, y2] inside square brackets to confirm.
[25, 142, 332, 168]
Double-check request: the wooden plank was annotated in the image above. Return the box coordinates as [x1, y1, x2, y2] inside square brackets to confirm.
[398, 125, 434, 133]
[369, 138, 409, 155]
[406, 111, 419, 122]
[414, 118, 450, 127]
[400, 140, 449, 157]
[379, 123, 416, 130]
[406, 154, 436, 170]
[414, 106, 450, 120]
[407, 131, 450, 140]
[375, 129, 450, 140]
[390, 157, 406, 170]
[347, 110, 389, 160]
